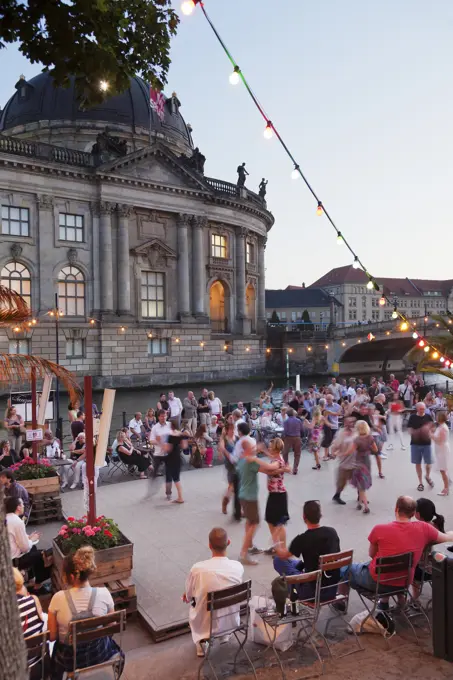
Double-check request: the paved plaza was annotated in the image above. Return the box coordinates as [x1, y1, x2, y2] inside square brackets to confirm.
[57, 430, 453, 641]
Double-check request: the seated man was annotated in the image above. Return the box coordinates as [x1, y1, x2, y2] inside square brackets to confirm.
[0, 469, 30, 516]
[274, 500, 340, 601]
[68, 432, 86, 490]
[340, 495, 453, 600]
[183, 528, 244, 657]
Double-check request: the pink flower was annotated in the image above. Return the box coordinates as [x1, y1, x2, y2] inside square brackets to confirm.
[93, 527, 101, 533]
[71, 528, 81, 534]
[58, 529, 68, 537]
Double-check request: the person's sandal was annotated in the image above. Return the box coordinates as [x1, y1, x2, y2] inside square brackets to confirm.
[425, 476, 434, 488]
[363, 506, 370, 514]
[417, 483, 424, 492]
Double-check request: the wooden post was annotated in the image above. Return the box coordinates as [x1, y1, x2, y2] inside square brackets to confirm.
[84, 376, 96, 525]
[31, 368, 38, 463]
[37, 374, 52, 427]
[95, 389, 116, 468]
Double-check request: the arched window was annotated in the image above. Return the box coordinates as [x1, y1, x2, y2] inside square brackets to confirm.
[1, 261, 31, 308]
[58, 266, 85, 316]
[209, 280, 230, 333]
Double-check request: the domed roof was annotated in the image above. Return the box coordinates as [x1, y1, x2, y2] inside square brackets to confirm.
[0, 73, 193, 148]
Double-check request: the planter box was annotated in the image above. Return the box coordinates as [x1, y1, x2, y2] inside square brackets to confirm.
[20, 476, 60, 494]
[52, 532, 133, 589]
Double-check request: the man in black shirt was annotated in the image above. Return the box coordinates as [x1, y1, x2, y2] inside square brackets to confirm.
[354, 403, 372, 427]
[407, 402, 434, 492]
[274, 500, 340, 600]
[70, 410, 85, 441]
[197, 388, 210, 426]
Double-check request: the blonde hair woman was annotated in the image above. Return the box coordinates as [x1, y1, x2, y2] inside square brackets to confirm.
[48, 545, 124, 678]
[431, 411, 450, 496]
[262, 437, 291, 551]
[351, 421, 378, 514]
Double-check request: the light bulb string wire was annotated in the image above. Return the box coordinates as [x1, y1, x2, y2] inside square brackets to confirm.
[196, 1, 452, 364]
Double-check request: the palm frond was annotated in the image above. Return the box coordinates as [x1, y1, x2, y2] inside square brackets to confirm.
[0, 354, 81, 403]
[0, 285, 31, 325]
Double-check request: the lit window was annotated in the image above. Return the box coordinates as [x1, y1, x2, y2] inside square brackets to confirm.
[1, 261, 31, 308]
[66, 338, 85, 358]
[291, 311, 296, 322]
[266, 311, 271, 319]
[58, 266, 85, 316]
[211, 234, 227, 258]
[296, 311, 302, 320]
[141, 271, 165, 319]
[280, 311, 287, 320]
[59, 213, 84, 242]
[148, 338, 168, 355]
[1, 206, 29, 237]
[246, 241, 255, 264]
[9, 338, 30, 354]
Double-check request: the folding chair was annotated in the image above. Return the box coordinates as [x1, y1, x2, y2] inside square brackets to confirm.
[66, 609, 126, 679]
[25, 630, 48, 680]
[355, 552, 418, 645]
[199, 580, 257, 680]
[405, 546, 432, 632]
[258, 570, 324, 679]
[318, 550, 363, 657]
[107, 451, 131, 478]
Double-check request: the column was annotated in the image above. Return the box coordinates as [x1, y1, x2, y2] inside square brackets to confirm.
[90, 203, 101, 312]
[117, 204, 132, 314]
[257, 236, 267, 321]
[192, 216, 207, 317]
[99, 201, 114, 312]
[235, 228, 246, 319]
[36, 195, 54, 313]
[177, 213, 191, 318]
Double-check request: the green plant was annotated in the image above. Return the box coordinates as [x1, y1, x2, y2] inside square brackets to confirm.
[9, 457, 57, 479]
[56, 515, 121, 554]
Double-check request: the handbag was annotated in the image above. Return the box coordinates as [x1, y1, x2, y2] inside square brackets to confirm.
[249, 596, 293, 652]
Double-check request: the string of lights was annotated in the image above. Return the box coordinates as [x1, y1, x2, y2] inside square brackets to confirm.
[181, 0, 453, 368]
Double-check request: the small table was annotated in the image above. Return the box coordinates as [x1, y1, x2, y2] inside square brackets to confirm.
[256, 605, 323, 679]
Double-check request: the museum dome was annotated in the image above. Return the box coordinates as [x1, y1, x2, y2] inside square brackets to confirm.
[0, 73, 193, 153]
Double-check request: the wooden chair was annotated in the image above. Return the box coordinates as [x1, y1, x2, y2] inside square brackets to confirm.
[355, 552, 417, 645]
[66, 609, 126, 679]
[199, 580, 257, 680]
[318, 549, 363, 657]
[25, 630, 48, 680]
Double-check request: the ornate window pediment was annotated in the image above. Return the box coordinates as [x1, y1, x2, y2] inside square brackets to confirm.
[132, 238, 177, 270]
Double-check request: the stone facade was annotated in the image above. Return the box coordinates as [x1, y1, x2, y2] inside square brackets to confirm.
[0, 77, 274, 389]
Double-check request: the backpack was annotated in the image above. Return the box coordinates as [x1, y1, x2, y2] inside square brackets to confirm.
[64, 588, 97, 641]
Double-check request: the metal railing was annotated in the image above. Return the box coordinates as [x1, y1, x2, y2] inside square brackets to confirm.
[0, 136, 95, 168]
[210, 319, 230, 334]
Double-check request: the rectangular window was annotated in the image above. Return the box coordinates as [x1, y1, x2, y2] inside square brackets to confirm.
[1, 205, 30, 237]
[372, 310, 380, 321]
[280, 311, 287, 320]
[141, 271, 165, 319]
[59, 213, 84, 242]
[246, 241, 255, 264]
[371, 298, 378, 308]
[266, 311, 271, 319]
[348, 309, 357, 320]
[66, 338, 85, 358]
[384, 311, 392, 320]
[148, 338, 168, 355]
[211, 234, 227, 258]
[9, 339, 30, 354]
[362, 309, 367, 321]
[348, 297, 357, 307]
[296, 311, 302, 320]
[291, 311, 297, 322]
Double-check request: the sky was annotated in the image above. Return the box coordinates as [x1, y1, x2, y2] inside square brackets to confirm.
[1, 0, 453, 289]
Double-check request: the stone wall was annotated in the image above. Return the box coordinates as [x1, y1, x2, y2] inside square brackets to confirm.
[1, 324, 265, 391]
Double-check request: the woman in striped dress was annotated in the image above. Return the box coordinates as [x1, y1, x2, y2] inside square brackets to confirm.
[13, 567, 45, 639]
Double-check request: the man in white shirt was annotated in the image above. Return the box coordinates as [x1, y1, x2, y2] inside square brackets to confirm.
[328, 377, 341, 402]
[168, 391, 183, 427]
[232, 409, 245, 438]
[129, 412, 144, 439]
[347, 379, 357, 402]
[183, 528, 244, 657]
[150, 409, 172, 477]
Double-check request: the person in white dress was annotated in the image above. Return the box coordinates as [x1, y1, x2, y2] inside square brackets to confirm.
[431, 411, 450, 496]
[183, 528, 244, 657]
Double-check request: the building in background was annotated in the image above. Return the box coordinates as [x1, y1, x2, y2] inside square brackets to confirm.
[265, 287, 342, 328]
[0, 73, 273, 388]
[309, 265, 453, 326]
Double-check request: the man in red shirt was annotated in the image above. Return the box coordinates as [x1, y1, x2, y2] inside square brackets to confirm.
[340, 496, 453, 594]
[389, 374, 400, 394]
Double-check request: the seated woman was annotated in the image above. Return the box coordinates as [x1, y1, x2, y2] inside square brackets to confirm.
[194, 424, 214, 467]
[143, 408, 156, 439]
[14, 566, 45, 637]
[68, 433, 87, 490]
[0, 439, 15, 469]
[6, 497, 52, 592]
[412, 498, 445, 598]
[116, 430, 151, 479]
[48, 545, 124, 680]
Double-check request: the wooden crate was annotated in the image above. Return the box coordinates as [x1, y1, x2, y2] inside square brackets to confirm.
[28, 493, 63, 524]
[52, 532, 133, 588]
[20, 476, 60, 494]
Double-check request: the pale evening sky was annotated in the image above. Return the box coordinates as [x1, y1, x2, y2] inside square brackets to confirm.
[1, 0, 452, 289]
